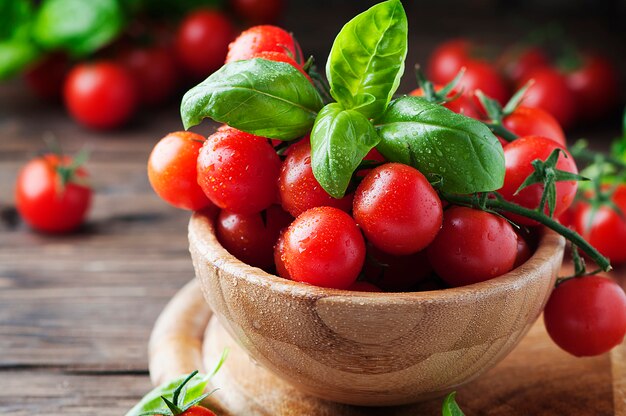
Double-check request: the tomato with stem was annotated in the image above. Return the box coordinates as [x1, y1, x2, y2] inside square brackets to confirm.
[519, 67, 576, 129]
[16, 153, 91, 233]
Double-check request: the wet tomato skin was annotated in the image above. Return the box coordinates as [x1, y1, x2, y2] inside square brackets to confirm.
[226, 25, 303, 64]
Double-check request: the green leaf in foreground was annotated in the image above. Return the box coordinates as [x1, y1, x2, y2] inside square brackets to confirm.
[32, 0, 124, 56]
[376, 96, 505, 194]
[0, 40, 38, 79]
[311, 103, 380, 198]
[442, 392, 465, 416]
[326, 0, 407, 118]
[181, 58, 324, 140]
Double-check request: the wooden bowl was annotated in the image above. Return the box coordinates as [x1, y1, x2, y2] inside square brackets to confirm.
[189, 211, 565, 406]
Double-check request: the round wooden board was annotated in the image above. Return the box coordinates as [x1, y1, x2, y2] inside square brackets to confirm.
[149, 278, 623, 416]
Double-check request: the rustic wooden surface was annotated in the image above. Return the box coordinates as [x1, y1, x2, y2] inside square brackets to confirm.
[0, 2, 625, 413]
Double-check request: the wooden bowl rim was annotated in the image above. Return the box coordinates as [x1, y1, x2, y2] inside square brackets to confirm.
[189, 211, 565, 304]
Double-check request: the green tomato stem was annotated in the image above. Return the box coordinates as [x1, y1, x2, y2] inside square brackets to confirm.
[484, 122, 518, 143]
[440, 192, 612, 272]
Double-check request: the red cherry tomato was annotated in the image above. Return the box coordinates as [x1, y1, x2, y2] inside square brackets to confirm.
[544, 276, 626, 357]
[148, 131, 213, 211]
[565, 54, 620, 121]
[409, 84, 481, 119]
[15, 154, 91, 233]
[513, 232, 533, 268]
[251, 51, 310, 81]
[23, 52, 70, 100]
[502, 106, 566, 146]
[276, 206, 366, 289]
[499, 136, 578, 226]
[353, 163, 442, 255]
[519, 67, 576, 129]
[226, 25, 303, 64]
[230, 0, 284, 24]
[63, 61, 138, 130]
[119, 45, 178, 106]
[498, 46, 549, 84]
[274, 232, 290, 279]
[278, 139, 353, 217]
[176, 9, 236, 78]
[347, 281, 382, 292]
[427, 206, 518, 287]
[427, 39, 471, 85]
[457, 60, 509, 106]
[364, 246, 432, 291]
[217, 205, 293, 270]
[181, 406, 217, 416]
[573, 185, 626, 265]
[197, 127, 281, 214]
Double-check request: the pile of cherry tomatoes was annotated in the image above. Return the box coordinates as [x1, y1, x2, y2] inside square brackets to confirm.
[21, 0, 284, 130]
[426, 38, 621, 129]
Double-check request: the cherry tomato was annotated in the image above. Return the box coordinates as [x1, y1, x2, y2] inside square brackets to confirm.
[148, 131, 213, 211]
[565, 54, 620, 121]
[353, 163, 442, 255]
[513, 232, 533, 269]
[544, 276, 626, 357]
[176, 9, 236, 78]
[347, 281, 382, 292]
[197, 127, 281, 214]
[499, 136, 578, 226]
[502, 106, 566, 146]
[217, 205, 292, 270]
[63, 61, 138, 130]
[519, 67, 576, 129]
[498, 46, 549, 85]
[573, 185, 626, 265]
[278, 139, 353, 217]
[427, 39, 471, 85]
[23, 52, 70, 100]
[226, 25, 303, 65]
[457, 60, 509, 106]
[230, 0, 284, 24]
[276, 206, 365, 289]
[364, 246, 432, 291]
[251, 51, 310, 81]
[410, 84, 481, 119]
[427, 206, 518, 287]
[181, 406, 217, 416]
[119, 45, 178, 106]
[15, 154, 91, 233]
[274, 232, 290, 279]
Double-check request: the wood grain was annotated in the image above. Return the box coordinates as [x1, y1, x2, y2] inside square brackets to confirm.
[188, 211, 566, 406]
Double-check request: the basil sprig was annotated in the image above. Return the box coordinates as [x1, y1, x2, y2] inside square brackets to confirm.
[179, 0, 505, 198]
[181, 59, 324, 140]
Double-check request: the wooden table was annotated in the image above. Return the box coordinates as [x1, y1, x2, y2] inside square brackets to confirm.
[0, 4, 625, 412]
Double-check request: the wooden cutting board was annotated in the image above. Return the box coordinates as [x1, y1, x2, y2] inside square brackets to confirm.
[149, 266, 626, 416]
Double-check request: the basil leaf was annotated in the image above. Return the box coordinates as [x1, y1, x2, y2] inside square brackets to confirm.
[376, 96, 505, 194]
[442, 392, 465, 416]
[0, 0, 33, 40]
[32, 0, 123, 56]
[125, 373, 208, 416]
[0, 40, 38, 79]
[326, 0, 407, 119]
[181, 58, 323, 140]
[311, 103, 380, 198]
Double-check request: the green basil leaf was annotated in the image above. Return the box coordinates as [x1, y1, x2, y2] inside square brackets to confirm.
[311, 103, 380, 198]
[0, 0, 33, 40]
[376, 96, 505, 194]
[441, 392, 465, 416]
[0, 40, 38, 79]
[125, 373, 208, 416]
[181, 58, 324, 140]
[326, 0, 407, 119]
[32, 0, 123, 56]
